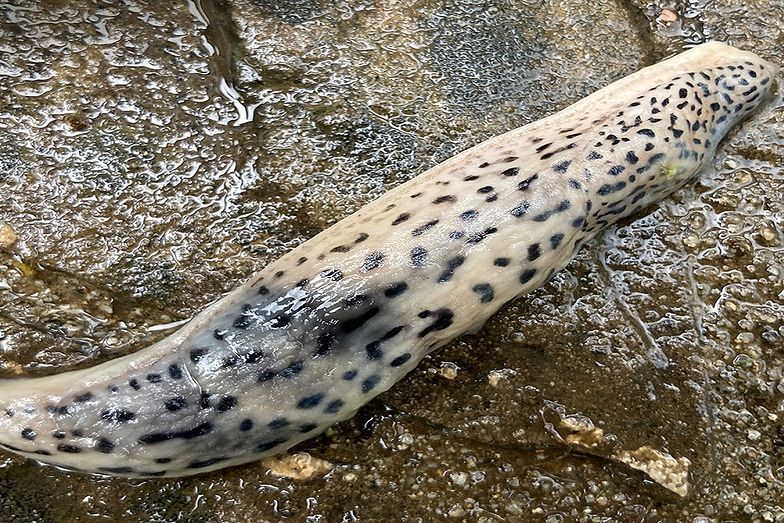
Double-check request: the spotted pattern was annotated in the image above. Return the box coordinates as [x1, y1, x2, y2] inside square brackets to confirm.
[0, 43, 774, 479]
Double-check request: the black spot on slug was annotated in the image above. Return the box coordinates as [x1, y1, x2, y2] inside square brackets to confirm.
[320, 268, 343, 281]
[362, 252, 384, 271]
[410, 246, 427, 267]
[392, 213, 411, 225]
[279, 360, 304, 379]
[96, 438, 115, 454]
[316, 331, 336, 356]
[101, 409, 136, 423]
[299, 424, 318, 433]
[244, 349, 265, 364]
[268, 418, 290, 429]
[411, 220, 438, 236]
[532, 210, 552, 222]
[390, 353, 412, 367]
[384, 281, 408, 298]
[366, 341, 383, 360]
[511, 201, 530, 217]
[190, 348, 209, 364]
[257, 370, 276, 383]
[255, 439, 287, 452]
[520, 268, 537, 284]
[325, 400, 344, 414]
[199, 392, 213, 409]
[528, 243, 541, 261]
[472, 283, 494, 303]
[219, 356, 238, 369]
[297, 393, 324, 409]
[419, 308, 454, 337]
[216, 396, 237, 412]
[438, 256, 465, 283]
[165, 397, 187, 412]
[341, 307, 380, 333]
[138, 422, 214, 445]
[74, 392, 94, 403]
[517, 174, 538, 191]
[168, 364, 183, 380]
[187, 457, 228, 469]
[345, 294, 367, 306]
[598, 181, 627, 196]
[432, 195, 455, 204]
[362, 375, 381, 393]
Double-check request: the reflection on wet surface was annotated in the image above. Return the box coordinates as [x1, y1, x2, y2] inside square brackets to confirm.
[0, 0, 782, 521]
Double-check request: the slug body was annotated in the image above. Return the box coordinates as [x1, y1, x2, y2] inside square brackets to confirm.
[0, 42, 777, 477]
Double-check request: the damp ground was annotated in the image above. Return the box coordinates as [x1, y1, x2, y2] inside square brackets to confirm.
[0, 0, 782, 521]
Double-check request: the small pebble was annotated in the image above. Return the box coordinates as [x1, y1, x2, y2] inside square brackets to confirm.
[397, 433, 414, 448]
[658, 9, 678, 24]
[261, 452, 334, 480]
[449, 471, 468, 486]
[0, 221, 17, 250]
[438, 362, 459, 380]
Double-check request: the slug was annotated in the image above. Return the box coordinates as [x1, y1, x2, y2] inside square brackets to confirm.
[0, 42, 777, 477]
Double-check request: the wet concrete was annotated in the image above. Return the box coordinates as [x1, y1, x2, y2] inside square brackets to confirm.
[0, 0, 782, 521]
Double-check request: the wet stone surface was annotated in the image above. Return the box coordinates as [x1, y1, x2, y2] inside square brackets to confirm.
[0, 0, 782, 521]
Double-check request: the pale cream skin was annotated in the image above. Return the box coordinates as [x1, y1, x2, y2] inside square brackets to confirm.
[0, 42, 777, 478]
